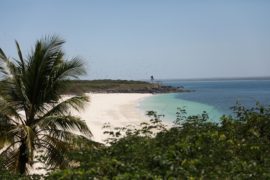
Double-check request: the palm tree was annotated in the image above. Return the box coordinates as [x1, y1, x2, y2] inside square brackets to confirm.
[0, 36, 92, 174]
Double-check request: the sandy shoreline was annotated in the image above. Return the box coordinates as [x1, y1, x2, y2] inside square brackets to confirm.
[30, 93, 154, 174]
[72, 93, 153, 143]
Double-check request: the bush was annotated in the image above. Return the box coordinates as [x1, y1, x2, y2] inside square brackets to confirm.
[47, 104, 270, 179]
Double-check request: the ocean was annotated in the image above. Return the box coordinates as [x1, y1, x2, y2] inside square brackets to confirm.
[139, 79, 270, 122]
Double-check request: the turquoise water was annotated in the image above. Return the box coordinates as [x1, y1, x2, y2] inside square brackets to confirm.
[139, 79, 270, 122]
[139, 93, 223, 123]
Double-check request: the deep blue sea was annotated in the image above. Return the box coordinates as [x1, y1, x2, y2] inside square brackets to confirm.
[139, 79, 270, 122]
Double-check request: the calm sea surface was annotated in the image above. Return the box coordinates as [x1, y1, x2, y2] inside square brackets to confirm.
[140, 79, 270, 122]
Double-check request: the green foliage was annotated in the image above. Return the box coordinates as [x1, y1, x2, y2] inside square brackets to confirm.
[47, 104, 270, 179]
[64, 79, 158, 94]
[0, 36, 91, 175]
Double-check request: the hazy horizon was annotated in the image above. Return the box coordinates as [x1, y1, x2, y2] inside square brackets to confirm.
[1, 0, 270, 80]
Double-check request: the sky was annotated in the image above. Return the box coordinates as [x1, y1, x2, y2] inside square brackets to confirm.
[1, 0, 270, 80]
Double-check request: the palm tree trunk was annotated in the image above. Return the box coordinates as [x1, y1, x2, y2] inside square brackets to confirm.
[18, 141, 28, 174]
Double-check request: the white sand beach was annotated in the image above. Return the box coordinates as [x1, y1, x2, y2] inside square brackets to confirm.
[72, 93, 153, 143]
[31, 93, 152, 174]
[28, 93, 153, 174]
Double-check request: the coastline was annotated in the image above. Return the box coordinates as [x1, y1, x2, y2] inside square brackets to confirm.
[71, 93, 153, 143]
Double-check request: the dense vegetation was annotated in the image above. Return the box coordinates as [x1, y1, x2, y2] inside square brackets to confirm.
[64, 79, 187, 94]
[45, 104, 270, 179]
[64, 79, 154, 94]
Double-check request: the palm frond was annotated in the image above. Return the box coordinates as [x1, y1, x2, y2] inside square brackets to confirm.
[0, 54, 28, 111]
[40, 58, 86, 105]
[0, 137, 26, 171]
[39, 136, 68, 168]
[41, 95, 89, 117]
[1, 147, 19, 171]
[0, 99, 23, 124]
[40, 129, 89, 144]
[0, 114, 17, 148]
[15, 40, 25, 73]
[0, 48, 9, 77]
[0, 49, 20, 79]
[49, 130, 102, 149]
[0, 48, 8, 63]
[27, 35, 64, 74]
[37, 115, 92, 137]
[52, 57, 86, 81]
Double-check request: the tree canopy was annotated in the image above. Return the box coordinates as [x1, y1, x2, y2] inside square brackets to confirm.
[0, 36, 91, 174]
